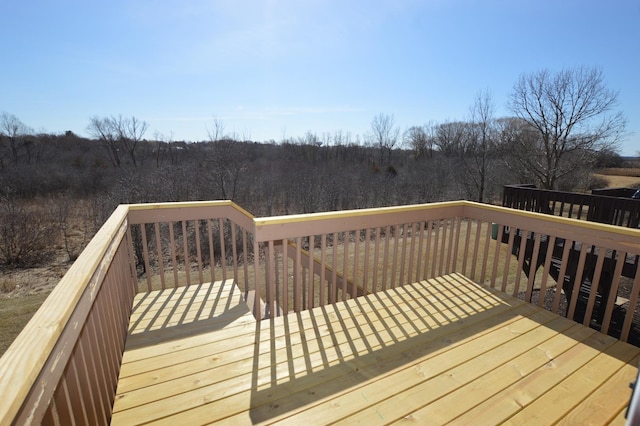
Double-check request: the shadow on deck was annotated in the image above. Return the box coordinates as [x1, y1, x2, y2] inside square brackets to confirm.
[112, 274, 640, 424]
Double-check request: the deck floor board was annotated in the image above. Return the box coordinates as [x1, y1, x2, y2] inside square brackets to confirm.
[112, 273, 640, 425]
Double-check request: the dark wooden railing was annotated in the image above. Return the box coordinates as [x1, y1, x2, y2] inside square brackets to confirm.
[503, 184, 640, 228]
[501, 184, 640, 335]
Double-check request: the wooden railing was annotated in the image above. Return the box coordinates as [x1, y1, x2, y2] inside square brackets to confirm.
[1, 200, 640, 424]
[0, 206, 136, 425]
[503, 183, 640, 227]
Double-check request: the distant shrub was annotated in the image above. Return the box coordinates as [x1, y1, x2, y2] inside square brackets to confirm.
[586, 175, 609, 191]
[0, 197, 55, 268]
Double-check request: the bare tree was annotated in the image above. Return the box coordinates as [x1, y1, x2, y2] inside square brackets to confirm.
[115, 115, 148, 168]
[87, 116, 121, 168]
[207, 116, 225, 142]
[205, 137, 248, 201]
[507, 66, 626, 189]
[464, 90, 496, 202]
[434, 121, 467, 156]
[0, 112, 31, 165]
[496, 117, 538, 183]
[87, 115, 148, 168]
[404, 123, 436, 159]
[370, 113, 400, 165]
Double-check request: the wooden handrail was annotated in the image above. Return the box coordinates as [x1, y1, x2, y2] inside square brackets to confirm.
[0, 205, 133, 425]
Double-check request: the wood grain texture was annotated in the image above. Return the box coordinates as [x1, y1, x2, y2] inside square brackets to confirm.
[111, 274, 640, 425]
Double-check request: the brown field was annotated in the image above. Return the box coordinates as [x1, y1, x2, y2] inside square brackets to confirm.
[593, 173, 640, 189]
[597, 167, 640, 177]
[0, 293, 50, 353]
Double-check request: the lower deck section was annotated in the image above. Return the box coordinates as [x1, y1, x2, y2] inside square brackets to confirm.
[112, 274, 640, 424]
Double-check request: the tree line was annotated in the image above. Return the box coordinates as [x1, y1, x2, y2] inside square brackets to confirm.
[0, 66, 627, 270]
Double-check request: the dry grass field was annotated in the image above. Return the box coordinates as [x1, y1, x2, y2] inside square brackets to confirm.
[594, 168, 640, 188]
[593, 174, 640, 188]
[0, 293, 50, 353]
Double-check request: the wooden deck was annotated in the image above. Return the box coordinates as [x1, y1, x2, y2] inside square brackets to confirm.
[112, 274, 640, 425]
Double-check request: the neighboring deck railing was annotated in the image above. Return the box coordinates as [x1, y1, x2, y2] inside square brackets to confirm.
[1, 200, 640, 424]
[503, 183, 640, 227]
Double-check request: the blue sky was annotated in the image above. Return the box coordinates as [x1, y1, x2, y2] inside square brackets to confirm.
[2, 0, 638, 155]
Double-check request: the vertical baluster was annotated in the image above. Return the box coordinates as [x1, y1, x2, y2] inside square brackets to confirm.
[462, 218, 471, 276]
[54, 377, 74, 425]
[352, 231, 360, 298]
[601, 252, 626, 334]
[583, 249, 606, 326]
[268, 240, 275, 317]
[567, 243, 589, 320]
[383, 226, 391, 291]
[86, 319, 108, 423]
[181, 221, 191, 286]
[512, 229, 530, 297]
[93, 293, 114, 395]
[501, 226, 515, 292]
[577, 202, 585, 220]
[194, 220, 203, 284]
[423, 221, 432, 280]
[331, 232, 338, 302]
[342, 232, 350, 300]
[218, 218, 227, 281]
[126, 225, 138, 292]
[363, 229, 371, 294]
[451, 217, 461, 275]
[480, 221, 492, 284]
[415, 222, 425, 283]
[373, 227, 381, 292]
[77, 338, 100, 425]
[391, 225, 400, 288]
[169, 222, 178, 288]
[140, 224, 152, 291]
[408, 223, 416, 284]
[431, 220, 440, 279]
[399, 224, 408, 287]
[470, 219, 481, 280]
[67, 354, 94, 425]
[154, 222, 165, 290]
[440, 218, 454, 275]
[549, 237, 567, 312]
[621, 262, 640, 341]
[242, 229, 249, 291]
[207, 219, 215, 284]
[320, 234, 327, 306]
[489, 224, 504, 289]
[295, 237, 302, 310]
[282, 239, 289, 314]
[231, 224, 238, 282]
[525, 232, 541, 303]
[308, 235, 315, 308]
[253, 240, 262, 319]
